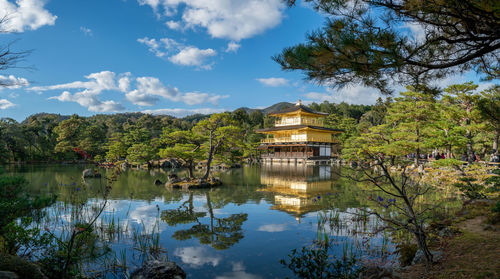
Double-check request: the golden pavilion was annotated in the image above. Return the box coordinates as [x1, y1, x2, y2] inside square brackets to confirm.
[256, 100, 342, 164]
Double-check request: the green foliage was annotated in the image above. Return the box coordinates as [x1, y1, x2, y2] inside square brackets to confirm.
[0, 168, 56, 254]
[280, 243, 359, 279]
[431, 158, 464, 168]
[0, 253, 48, 279]
[485, 169, 500, 194]
[105, 133, 127, 161]
[324, 114, 358, 145]
[492, 201, 500, 214]
[454, 177, 487, 200]
[194, 113, 243, 178]
[126, 143, 156, 163]
[39, 222, 111, 279]
[276, 0, 499, 93]
[53, 115, 88, 156]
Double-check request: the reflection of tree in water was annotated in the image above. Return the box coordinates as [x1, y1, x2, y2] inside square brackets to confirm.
[161, 191, 248, 250]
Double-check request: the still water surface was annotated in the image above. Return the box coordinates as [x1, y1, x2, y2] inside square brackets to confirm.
[12, 164, 393, 278]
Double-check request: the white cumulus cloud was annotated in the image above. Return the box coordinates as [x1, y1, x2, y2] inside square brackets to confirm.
[138, 0, 285, 41]
[29, 71, 229, 111]
[142, 107, 226, 117]
[0, 98, 15, 109]
[0, 0, 57, 32]
[181, 92, 228, 105]
[304, 85, 384, 105]
[256, 77, 289, 87]
[225, 41, 240, 53]
[165, 20, 181, 30]
[168, 46, 216, 69]
[174, 246, 221, 268]
[0, 75, 29, 89]
[30, 71, 125, 113]
[138, 36, 216, 69]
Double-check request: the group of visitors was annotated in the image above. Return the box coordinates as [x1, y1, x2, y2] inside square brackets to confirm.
[406, 151, 447, 161]
[405, 149, 500, 163]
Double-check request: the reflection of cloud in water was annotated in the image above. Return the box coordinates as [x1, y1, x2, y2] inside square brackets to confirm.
[174, 246, 221, 268]
[257, 223, 287, 232]
[104, 200, 130, 213]
[129, 204, 164, 232]
[216, 262, 262, 279]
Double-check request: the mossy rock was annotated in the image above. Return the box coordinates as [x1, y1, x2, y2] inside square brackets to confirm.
[166, 178, 222, 190]
[396, 243, 418, 266]
[0, 254, 47, 279]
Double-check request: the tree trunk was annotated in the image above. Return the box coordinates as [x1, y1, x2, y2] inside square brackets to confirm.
[188, 161, 194, 179]
[464, 115, 475, 163]
[415, 127, 420, 166]
[205, 192, 215, 244]
[415, 225, 433, 264]
[405, 195, 433, 264]
[466, 128, 474, 163]
[493, 129, 499, 155]
[203, 132, 214, 180]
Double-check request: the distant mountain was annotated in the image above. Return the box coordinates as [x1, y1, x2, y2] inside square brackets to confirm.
[235, 102, 295, 115]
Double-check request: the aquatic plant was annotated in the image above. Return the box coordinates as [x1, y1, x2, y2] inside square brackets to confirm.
[280, 242, 360, 279]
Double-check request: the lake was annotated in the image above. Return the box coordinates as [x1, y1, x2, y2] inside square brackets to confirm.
[9, 164, 395, 278]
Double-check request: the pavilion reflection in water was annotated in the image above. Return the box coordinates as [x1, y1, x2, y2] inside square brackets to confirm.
[259, 164, 337, 222]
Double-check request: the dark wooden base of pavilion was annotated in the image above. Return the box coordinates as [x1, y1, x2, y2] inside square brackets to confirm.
[259, 142, 340, 165]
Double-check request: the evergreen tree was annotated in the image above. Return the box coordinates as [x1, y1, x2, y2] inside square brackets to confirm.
[276, 0, 500, 93]
[386, 88, 437, 165]
[443, 82, 481, 163]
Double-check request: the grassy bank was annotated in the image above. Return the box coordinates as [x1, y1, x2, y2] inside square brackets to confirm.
[402, 201, 500, 279]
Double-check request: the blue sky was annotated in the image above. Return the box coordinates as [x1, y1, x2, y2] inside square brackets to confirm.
[0, 0, 496, 121]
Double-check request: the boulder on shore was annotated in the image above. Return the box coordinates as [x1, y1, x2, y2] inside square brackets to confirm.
[0, 253, 47, 279]
[130, 260, 185, 279]
[411, 250, 443, 265]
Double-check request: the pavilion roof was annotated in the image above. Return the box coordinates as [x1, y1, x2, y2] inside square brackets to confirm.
[268, 104, 328, 116]
[256, 125, 343, 133]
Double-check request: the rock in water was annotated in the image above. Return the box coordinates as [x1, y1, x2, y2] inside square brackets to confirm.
[82, 168, 101, 178]
[130, 260, 186, 279]
[82, 169, 93, 178]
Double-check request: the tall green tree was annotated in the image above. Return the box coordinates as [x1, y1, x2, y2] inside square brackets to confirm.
[0, 167, 55, 254]
[159, 130, 205, 178]
[430, 101, 467, 158]
[0, 118, 27, 162]
[386, 88, 437, 165]
[53, 115, 88, 158]
[324, 114, 358, 145]
[105, 132, 128, 161]
[276, 0, 499, 94]
[477, 85, 500, 155]
[443, 82, 481, 163]
[193, 113, 242, 180]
